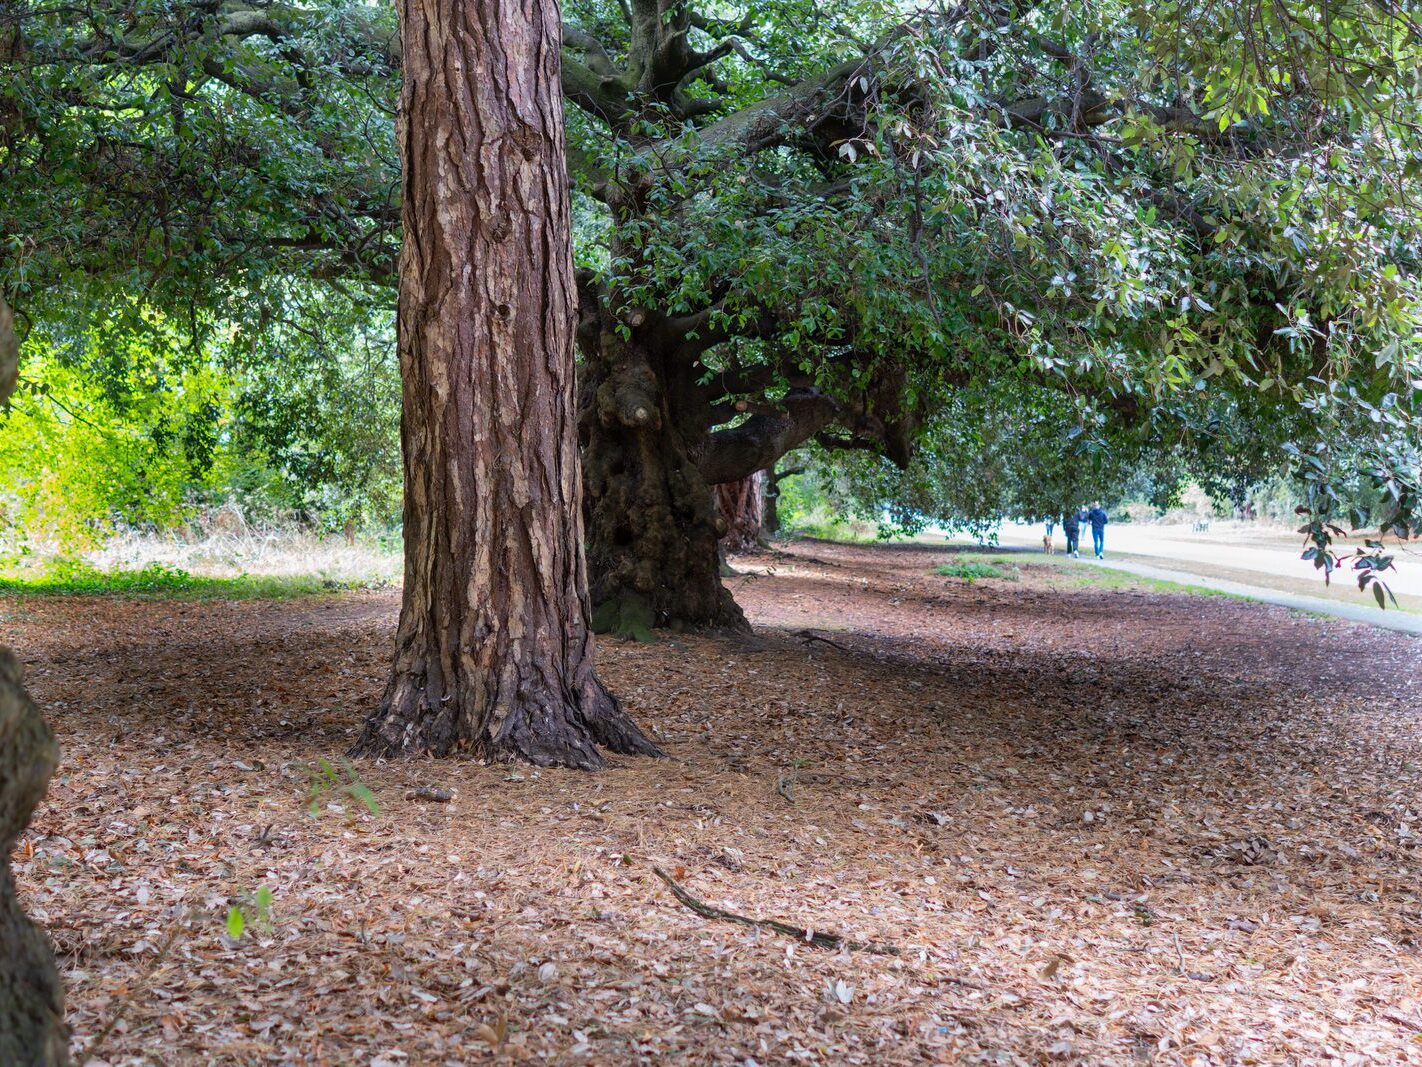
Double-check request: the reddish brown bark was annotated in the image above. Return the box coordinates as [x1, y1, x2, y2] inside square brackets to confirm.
[715, 471, 765, 553]
[352, 0, 657, 766]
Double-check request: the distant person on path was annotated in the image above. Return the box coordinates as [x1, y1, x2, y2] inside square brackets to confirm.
[1061, 508, 1081, 558]
[1087, 501, 1109, 559]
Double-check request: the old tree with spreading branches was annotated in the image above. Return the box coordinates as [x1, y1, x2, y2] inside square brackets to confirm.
[3, 0, 1420, 627]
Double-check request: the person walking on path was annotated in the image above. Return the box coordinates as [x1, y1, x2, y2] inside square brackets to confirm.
[1086, 501, 1109, 559]
[1061, 508, 1081, 558]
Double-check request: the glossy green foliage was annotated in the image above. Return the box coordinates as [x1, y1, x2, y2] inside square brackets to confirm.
[2, 0, 1419, 561]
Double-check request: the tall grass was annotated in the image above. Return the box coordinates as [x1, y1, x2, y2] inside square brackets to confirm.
[0, 524, 402, 598]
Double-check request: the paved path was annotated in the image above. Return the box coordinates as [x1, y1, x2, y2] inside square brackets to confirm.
[955, 520, 1422, 637]
[994, 520, 1422, 597]
[1075, 555, 1422, 637]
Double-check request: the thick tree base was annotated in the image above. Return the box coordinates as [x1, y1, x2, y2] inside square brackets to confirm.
[581, 341, 752, 638]
[591, 585, 749, 639]
[351, 670, 662, 769]
[0, 648, 68, 1067]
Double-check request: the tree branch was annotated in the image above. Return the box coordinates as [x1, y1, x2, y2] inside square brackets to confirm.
[697, 387, 839, 484]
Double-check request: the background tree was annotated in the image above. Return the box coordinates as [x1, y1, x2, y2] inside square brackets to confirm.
[0, 293, 402, 546]
[2, 0, 404, 542]
[715, 472, 765, 553]
[763, 460, 805, 537]
[350, 0, 658, 766]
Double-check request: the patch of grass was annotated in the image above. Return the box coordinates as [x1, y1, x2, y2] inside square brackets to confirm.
[781, 506, 879, 544]
[946, 551, 1015, 566]
[0, 559, 383, 600]
[1055, 561, 1240, 600]
[934, 560, 1018, 582]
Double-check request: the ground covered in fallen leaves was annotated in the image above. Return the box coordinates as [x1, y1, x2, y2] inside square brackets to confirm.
[8, 540, 1422, 1065]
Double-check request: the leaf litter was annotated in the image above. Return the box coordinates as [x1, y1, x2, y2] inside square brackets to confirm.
[6, 540, 1422, 1064]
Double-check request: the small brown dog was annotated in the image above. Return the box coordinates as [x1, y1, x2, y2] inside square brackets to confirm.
[1042, 534, 1055, 555]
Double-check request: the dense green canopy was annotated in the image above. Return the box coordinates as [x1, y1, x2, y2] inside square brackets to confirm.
[1, 0, 1418, 599]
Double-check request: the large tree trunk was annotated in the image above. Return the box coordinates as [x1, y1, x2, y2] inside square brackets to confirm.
[0, 299, 68, 1066]
[352, 0, 658, 766]
[715, 471, 764, 553]
[580, 333, 748, 635]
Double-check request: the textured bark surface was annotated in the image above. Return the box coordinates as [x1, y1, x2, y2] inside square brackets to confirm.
[580, 331, 748, 636]
[715, 471, 765, 553]
[352, 0, 657, 766]
[0, 298, 16, 401]
[0, 299, 68, 1066]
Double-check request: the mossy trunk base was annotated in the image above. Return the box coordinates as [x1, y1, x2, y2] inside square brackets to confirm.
[584, 416, 748, 636]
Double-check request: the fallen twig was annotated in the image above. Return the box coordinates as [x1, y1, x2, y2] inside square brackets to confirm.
[799, 771, 865, 787]
[651, 866, 900, 955]
[775, 768, 867, 803]
[794, 629, 853, 652]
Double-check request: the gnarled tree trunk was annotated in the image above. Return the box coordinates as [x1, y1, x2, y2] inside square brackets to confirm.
[580, 333, 747, 635]
[352, 0, 658, 766]
[0, 298, 68, 1066]
[715, 471, 764, 553]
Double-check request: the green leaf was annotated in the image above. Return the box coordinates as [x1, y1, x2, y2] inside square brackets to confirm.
[348, 783, 380, 815]
[226, 906, 245, 939]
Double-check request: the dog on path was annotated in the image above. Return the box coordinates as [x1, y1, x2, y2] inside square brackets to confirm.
[1042, 534, 1055, 555]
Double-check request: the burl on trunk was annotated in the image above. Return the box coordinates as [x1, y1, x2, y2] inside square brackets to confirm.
[352, 0, 657, 767]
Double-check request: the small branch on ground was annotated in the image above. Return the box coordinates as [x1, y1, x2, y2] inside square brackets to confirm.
[794, 629, 853, 652]
[651, 866, 901, 955]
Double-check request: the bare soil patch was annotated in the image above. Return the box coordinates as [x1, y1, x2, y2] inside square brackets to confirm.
[8, 540, 1422, 1064]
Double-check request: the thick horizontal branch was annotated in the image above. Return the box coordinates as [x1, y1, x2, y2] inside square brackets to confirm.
[697, 387, 839, 484]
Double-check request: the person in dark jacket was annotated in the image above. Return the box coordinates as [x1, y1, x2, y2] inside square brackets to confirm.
[1061, 508, 1081, 558]
[1086, 501, 1109, 558]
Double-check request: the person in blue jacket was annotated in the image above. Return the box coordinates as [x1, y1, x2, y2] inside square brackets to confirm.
[1086, 501, 1109, 559]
